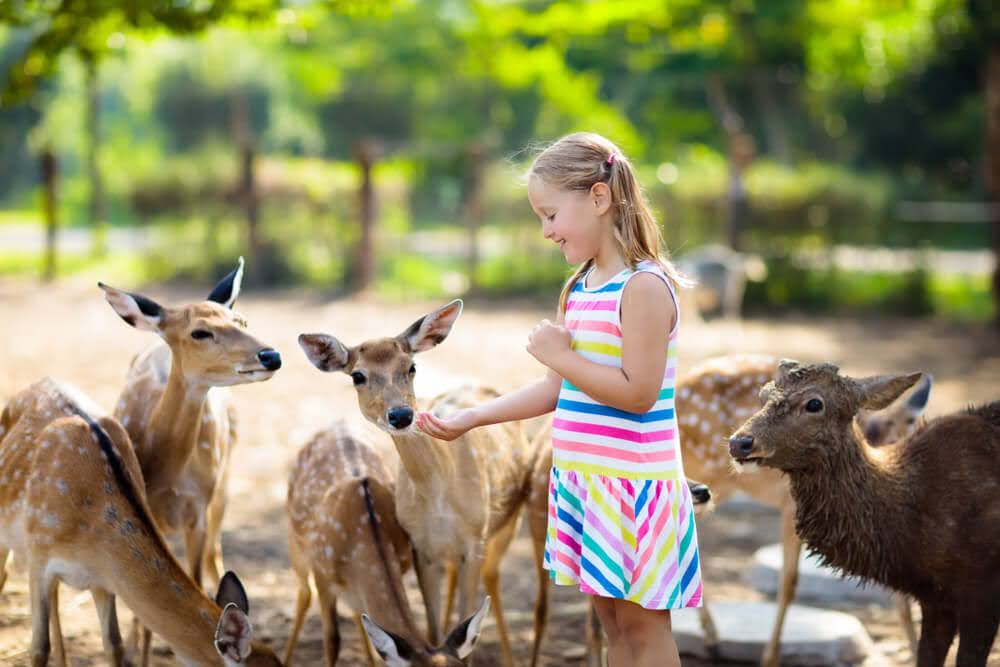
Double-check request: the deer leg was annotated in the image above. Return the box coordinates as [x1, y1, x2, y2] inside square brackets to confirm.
[29, 566, 54, 667]
[955, 600, 998, 667]
[282, 573, 312, 666]
[483, 518, 519, 667]
[202, 481, 228, 590]
[316, 587, 341, 667]
[442, 560, 458, 629]
[698, 602, 720, 659]
[92, 588, 127, 666]
[184, 520, 209, 590]
[0, 547, 9, 592]
[414, 549, 445, 644]
[762, 505, 801, 667]
[528, 498, 550, 667]
[354, 613, 380, 667]
[49, 581, 67, 667]
[894, 593, 919, 659]
[916, 600, 957, 667]
[140, 626, 152, 667]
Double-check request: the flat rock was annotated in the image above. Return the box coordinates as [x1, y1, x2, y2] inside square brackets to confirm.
[672, 601, 874, 665]
[747, 544, 893, 604]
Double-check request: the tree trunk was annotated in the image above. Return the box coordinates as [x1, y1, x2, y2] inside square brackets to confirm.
[41, 148, 58, 282]
[240, 144, 259, 281]
[987, 44, 1000, 327]
[84, 54, 106, 257]
[352, 140, 377, 292]
[750, 68, 791, 164]
[463, 141, 485, 293]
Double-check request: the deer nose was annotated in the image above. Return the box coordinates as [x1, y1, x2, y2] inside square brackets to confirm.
[690, 483, 711, 505]
[257, 348, 282, 371]
[387, 407, 414, 429]
[728, 435, 755, 458]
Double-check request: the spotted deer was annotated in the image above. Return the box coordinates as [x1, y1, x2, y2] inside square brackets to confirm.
[100, 258, 281, 589]
[299, 300, 533, 667]
[284, 421, 490, 667]
[524, 354, 931, 667]
[729, 361, 999, 667]
[0, 378, 281, 666]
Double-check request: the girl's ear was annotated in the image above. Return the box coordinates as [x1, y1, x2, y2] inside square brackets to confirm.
[591, 182, 612, 216]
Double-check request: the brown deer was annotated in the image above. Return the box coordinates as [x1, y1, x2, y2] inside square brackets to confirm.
[284, 421, 490, 667]
[99, 258, 281, 588]
[0, 378, 281, 666]
[729, 360, 1000, 667]
[524, 354, 931, 667]
[298, 300, 533, 667]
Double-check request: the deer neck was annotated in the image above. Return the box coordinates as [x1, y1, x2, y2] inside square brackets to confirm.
[388, 430, 455, 488]
[143, 362, 210, 495]
[787, 425, 912, 589]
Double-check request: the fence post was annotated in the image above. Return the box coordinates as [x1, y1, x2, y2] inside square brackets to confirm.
[41, 148, 58, 282]
[464, 141, 485, 293]
[240, 143, 260, 281]
[351, 140, 378, 292]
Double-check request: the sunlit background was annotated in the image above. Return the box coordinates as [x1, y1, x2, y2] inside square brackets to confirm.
[0, 0, 996, 320]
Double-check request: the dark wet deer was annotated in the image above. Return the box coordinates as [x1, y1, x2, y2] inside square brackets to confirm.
[729, 361, 1000, 667]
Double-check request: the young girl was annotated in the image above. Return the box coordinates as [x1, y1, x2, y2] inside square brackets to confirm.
[417, 132, 702, 667]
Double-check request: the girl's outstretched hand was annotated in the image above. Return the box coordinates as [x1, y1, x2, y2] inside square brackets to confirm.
[416, 408, 479, 441]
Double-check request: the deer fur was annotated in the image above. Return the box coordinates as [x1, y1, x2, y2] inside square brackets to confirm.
[284, 420, 489, 667]
[729, 360, 1000, 667]
[299, 300, 534, 667]
[0, 378, 280, 667]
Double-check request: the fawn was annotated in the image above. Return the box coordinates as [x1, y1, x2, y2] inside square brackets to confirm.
[284, 420, 489, 666]
[729, 360, 999, 667]
[299, 300, 534, 667]
[0, 378, 280, 666]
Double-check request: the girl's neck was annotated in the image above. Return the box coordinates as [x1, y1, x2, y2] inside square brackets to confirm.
[588, 251, 627, 286]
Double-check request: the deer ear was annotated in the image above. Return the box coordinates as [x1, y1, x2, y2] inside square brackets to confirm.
[398, 299, 463, 353]
[214, 603, 252, 662]
[444, 596, 490, 659]
[215, 571, 250, 614]
[361, 614, 414, 666]
[906, 373, 933, 412]
[207, 257, 245, 309]
[99, 283, 164, 332]
[857, 373, 923, 411]
[298, 334, 351, 373]
[776, 359, 799, 382]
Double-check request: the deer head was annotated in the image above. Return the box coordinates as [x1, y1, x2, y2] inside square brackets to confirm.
[856, 373, 932, 446]
[214, 571, 282, 666]
[298, 300, 463, 434]
[728, 360, 922, 472]
[99, 258, 281, 387]
[361, 596, 490, 666]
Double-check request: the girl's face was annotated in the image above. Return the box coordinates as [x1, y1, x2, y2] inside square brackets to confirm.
[528, 177, 610, 265]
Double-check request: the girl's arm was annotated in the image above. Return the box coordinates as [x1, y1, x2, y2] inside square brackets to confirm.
[416, 368, 561, 441]
[530, 272, 674, 414]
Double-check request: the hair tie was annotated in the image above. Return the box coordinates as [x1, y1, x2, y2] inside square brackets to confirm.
[606, 153, 617, 167]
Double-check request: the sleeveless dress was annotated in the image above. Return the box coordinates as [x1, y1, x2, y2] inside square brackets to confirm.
[543, 260, 703, 609]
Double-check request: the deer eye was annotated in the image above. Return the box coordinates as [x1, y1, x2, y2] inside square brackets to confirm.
[350, 371, 367, 386]
[408, 364, 416, 375]
[191, 330, 214, 341]
[805, 398, 823, 413]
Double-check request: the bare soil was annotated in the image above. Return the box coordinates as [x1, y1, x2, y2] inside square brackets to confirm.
[0, 280, 997, 666]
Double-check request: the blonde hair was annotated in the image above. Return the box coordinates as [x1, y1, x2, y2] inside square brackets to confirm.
[528, 132, 690, 313]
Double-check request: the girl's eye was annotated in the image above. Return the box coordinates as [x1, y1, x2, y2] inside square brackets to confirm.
[191, 330, 214, 340]
[351, 371, 367, 386]
[546, 214, 555, 222]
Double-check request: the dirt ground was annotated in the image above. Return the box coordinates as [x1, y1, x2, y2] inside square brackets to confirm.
[0, 279, 998, 666]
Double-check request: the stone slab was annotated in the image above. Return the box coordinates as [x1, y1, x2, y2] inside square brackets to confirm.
[672, 601, 874, 666]
[747, 543, 893, 604]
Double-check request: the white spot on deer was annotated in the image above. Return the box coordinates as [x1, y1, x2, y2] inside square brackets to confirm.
[200, 441, 210, 451]
[122, 414, 130, 428]
[325, 546, 333, 558]
[56, 480, 69, 495]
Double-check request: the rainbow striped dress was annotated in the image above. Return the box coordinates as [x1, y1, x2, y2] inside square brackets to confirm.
[543, 260, 703, 609]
